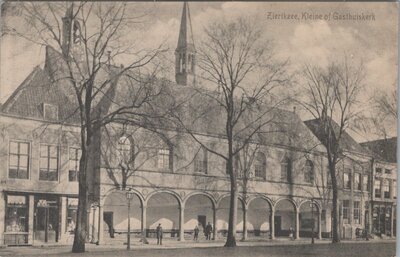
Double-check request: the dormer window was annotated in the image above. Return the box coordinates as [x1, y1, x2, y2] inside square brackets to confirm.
[43, 103, 58, 120]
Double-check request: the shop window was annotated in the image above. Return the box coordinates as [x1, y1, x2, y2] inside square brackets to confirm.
[5, 195, 28, 232]
[342, 200, 350, 224]
[39, 144, 59, 181]
[9, 141, 30, 179]
[67, 198, 78, 233]
[353, 201, 361, 224]
[304, 160, 314, 184]
[69, 148, 81, 182]
[254, 152, 266, 180]
[194, 147, 208, 174]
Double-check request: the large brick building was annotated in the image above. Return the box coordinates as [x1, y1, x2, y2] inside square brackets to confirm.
[0, 2, 396, 246]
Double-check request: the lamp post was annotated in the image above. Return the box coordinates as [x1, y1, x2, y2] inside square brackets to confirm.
[126, 190, 133, 250]
[311, 198, 315, 244]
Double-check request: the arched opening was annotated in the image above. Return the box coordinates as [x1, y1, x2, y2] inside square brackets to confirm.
[216, 196, 244, 239]
[103, 190, 142, 242]
[146, 192, 180, 239]
[274, 199, 296, 237]
[184, 194, 214, 240]
[299, 201, 319, 238]
[247, 197, 272, 238]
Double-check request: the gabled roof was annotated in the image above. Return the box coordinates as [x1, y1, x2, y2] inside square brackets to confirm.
[304, 118, 368, 155]
[360, 137, 397, 163]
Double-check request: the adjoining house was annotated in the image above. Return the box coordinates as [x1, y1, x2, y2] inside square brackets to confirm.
[0, 2, 395, 246]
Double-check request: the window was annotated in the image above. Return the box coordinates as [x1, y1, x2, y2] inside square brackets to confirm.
[281, 157, 292, 182]
[158, 148, 170, 170]
[327, 167, 332, 186]
[343, 200, 350, 224]
[43, 103, 58, 120]
[385, 169, 392, 174]
[376, 167, 382, 173]
[394, 181, 397, 199]
[234, 155, 242, 178]
[69, 148, 81, 182]
[383, 179, 390, 199]
[194, 147, 208, 174]
[254, 152, 266, 179]
[5, 195, 28, 232]
[354, 173, 361, 191]
[304, 160, 314, 184]
[363, 175, 370, 192]
[9, 141, 30, 179]
[66, 198, 78, 233]
[343, 172, 351, 189]
[353, 201, 361, 224]
[374, 179, 382, 198]
[117, 136, 134, 166]
[39, 144, 59, 181]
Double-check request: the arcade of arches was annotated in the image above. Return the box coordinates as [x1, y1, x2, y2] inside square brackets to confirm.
[90, 191, 323, 243]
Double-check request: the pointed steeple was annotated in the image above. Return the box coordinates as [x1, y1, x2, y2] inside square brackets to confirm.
[175, 2, 196, 86]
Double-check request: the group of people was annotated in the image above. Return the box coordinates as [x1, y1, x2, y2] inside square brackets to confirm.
[155, 222, 214, 245]
[193, 222, 213, 241]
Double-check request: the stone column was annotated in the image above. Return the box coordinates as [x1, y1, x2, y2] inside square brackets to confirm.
[212, 207, 217, 240]
[0, 192, 5, 246]
[28, 195, 35, 245]
[178, 206, 185, 241]
[141, 206, 147, 239]
[270, 207, 275, 239]
[59, 197, 67, 242]
[97, 205, 104, 245]
[295, 207, 300, 239]
[242, 207, 248, 241]
[91, 206, 97, 243]
[317, 209, 322, 239]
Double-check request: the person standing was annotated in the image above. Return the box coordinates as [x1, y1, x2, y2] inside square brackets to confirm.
[156, 223, 163, 245]
[194, 225, 199, 241]
[205, 222, 213, 240]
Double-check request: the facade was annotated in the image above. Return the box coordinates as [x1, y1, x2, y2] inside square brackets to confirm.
[0, 3, 396, 246]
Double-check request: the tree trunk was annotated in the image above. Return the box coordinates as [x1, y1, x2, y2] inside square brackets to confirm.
[72, 148, 88, 253]
[225, 182, 238, 247]
[242, 206, 247, 241]
[330, 162, 340, 243]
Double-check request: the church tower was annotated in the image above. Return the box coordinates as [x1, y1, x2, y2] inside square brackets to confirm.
[175, 2, 196, 86]
[62, 4, 82, 58]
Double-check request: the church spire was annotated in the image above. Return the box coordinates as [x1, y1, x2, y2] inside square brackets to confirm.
[175, 2, 196, 86]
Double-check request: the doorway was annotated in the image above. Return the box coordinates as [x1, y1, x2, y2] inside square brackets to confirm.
[198, 215, 206, 230]
[34, 198, 59, 243]
[103, 212, 114, 238]
[274, 216, 282, 237]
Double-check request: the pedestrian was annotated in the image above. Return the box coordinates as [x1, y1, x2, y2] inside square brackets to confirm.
[156, 223, 163, 245]
[205, 222, 213, 240]
[194, 224, 199, 241]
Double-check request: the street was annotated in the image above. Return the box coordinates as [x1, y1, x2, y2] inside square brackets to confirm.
[0, 241, 395, 257]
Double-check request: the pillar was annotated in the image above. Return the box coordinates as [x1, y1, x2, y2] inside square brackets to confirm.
[270, 207, 275, 239]
[141, 205, 147, 239]
[212, 206, 217, 240]
[28, 195, 35, 245]
[60, 197, 67, 242]
[317, 209, 322, 239]
[242, 207, 248, 241]
[91, 206, 97, 243]
[179, 206, 184, 241]
[97, 205, 104, 245]
[295, 207, 299, 239]
[0, 192, 4, 245]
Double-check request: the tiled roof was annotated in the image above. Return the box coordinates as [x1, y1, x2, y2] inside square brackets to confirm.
[360, 137, 397, 163]
[304, 118, 369, 155]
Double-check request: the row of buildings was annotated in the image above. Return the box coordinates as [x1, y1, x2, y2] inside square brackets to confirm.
[0, 3, 396, 246]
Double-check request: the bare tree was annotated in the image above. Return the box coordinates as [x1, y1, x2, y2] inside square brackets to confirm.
[5, 2, 169, 252]
[299, 58, 365, 243]
[171, 17, 291, 247]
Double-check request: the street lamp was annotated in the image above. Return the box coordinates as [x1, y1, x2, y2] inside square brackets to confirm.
[310, 198, 315, 244]
[126, 190, 133, 250]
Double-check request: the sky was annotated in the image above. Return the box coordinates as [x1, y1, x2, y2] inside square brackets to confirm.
[0, 2, 398, 141]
